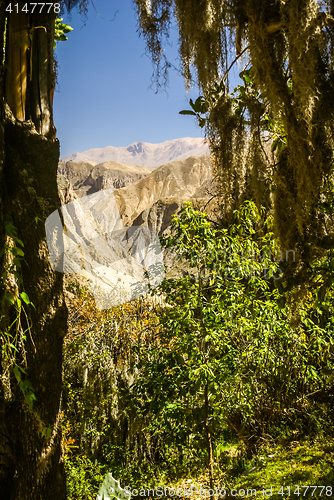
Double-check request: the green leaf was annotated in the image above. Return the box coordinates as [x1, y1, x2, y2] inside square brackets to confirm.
[13, 365, 21, 383]
[61, 24, 73, 34]
[190, 96, 206, 113]
[199, 117, 206, 128]
[11, 247, 24, 257]
[55, 19, 73, 37]
[20, 292, 31, 305]
[41, 425, 53, 439]
[4, 222, 17, 238]
[4, 292, 14, 304]
[57, 34, 68, 42]
[179, 110, 197, 116]
[240, 69, 254, 84]
[9, 343, 18, 352]
[54, 18, 73, 49]
[24, 391, 36, 410]
[271, 137, 279, 152]
[201, 102, 208, 113]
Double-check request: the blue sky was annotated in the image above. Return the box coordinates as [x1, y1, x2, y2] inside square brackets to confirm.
[53, 0, 205, 158]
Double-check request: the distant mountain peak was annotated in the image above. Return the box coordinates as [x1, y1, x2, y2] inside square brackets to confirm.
[61, 137, 210, 168]
[127, 142, 145, 155]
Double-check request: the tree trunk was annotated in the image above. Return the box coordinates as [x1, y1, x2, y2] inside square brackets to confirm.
[0, 2, 67, 498]
[204, 382, 214, 492]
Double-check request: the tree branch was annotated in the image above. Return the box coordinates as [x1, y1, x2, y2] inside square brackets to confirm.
[265, 12, 334, 35]
[223, 45, 249, 84]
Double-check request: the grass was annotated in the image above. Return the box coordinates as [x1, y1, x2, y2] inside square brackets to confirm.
[65, 438, 334, 499]
[226, 439, 334, 499]
[145, 438, 334, 499]
[207, 438, 334, 499]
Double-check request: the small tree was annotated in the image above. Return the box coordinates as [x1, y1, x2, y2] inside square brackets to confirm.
[132, 202, 279, 480]
[132, 201, 334, 481]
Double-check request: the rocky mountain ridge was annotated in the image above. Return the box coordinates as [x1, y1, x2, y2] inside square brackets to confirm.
[61, 137, 210, 168]
[114, 155, 214, 229]
[58, 160, 153, 201]
[58, 154, 216, 233]
[56, 153, 217, 306]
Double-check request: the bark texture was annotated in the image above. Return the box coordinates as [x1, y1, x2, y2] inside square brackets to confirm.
[0, 2, 68, 498]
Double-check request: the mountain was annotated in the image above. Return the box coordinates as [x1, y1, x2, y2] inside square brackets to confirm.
[58, 160, 153, 201]
[48, 186, 165, 310]
[58, 155, 216, 232]
[56, 154, 217, 306]
[113, 155, 214, 228]
[61, 137, 210, 168]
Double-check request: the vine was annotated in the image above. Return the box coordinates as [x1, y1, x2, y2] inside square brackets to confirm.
[0, 222, 36, 409]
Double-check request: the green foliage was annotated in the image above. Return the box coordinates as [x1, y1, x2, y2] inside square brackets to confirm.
[180, 67, 287, 157]
[13, 365, 36, 409]
[65, 455, 108, 500]
[221, 439, 334, 499]
[63, 202, 334, 489]
[61, 0, 334, 488]
[136, 0, 334, 265]
[179, 96, 208, 128]
[65, 437, 334, 498]
[130, 201, 334, 463]
[54, 18, 73, 49]
[62, 289, 163, 466]
[0, 222, 36, 409]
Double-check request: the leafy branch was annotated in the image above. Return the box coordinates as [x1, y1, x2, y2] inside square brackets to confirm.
[0, 222, 36, 409]
[54, 18, 73, 49]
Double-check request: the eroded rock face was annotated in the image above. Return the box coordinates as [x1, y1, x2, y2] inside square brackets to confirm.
[46, 187, 164, 310]
[56, 154, 217, 297]
[57, 174, 77, 204]
[58, 155, 216, 232]
[113, 155, 214, 227]
[58, 160, 97, 189]
[82, 167, 145, 194]
[133, 200, 180, 235]
[58, 160, 153, 199]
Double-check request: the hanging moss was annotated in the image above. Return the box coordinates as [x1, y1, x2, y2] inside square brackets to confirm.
[134, 0, 334, 268]
[60, 0, 89, 17]
[133, 0, 174, 88]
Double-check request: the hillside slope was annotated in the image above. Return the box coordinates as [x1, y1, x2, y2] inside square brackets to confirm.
[56, 154, 217, 304]
[114, 155, 214, 228]
[58, 160, 153, 200]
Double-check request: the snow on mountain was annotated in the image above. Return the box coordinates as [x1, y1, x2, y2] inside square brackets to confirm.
[61, 137, 210, 168]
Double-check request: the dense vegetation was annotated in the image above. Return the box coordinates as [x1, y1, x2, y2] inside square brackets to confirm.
[61, 3, 334, 485]
[63, 202, 334, 498]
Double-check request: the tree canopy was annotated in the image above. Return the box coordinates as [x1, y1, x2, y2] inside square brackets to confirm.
[132, 0, 334, 277]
